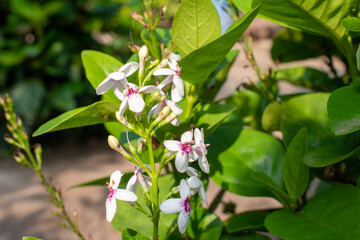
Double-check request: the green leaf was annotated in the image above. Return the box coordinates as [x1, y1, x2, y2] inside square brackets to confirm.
[265, 184, 360, 239]
[171, 0, 221, 56]
[22, 237, 43, 240]
[179, 5, 260, 85]
[222, 233, 271, 240]
[251, 171, 292, 208]
[192, 104, 237, 137]
[342, 17, 360, 32]
[261, 101, 281, 132]
[328, 86, 360, 135]
[33, 101, 119, 136]
[122, 228, 150, 240]
[81, 50, 123, 102]
[276, 66, 342, 92]
[187, 208, 222, 240]
[271, 28, 326, 62]
[282, 128, 309, 201]
[104, 121, 126, 139]
[208, 126, 285, 197]
[281, 93, 333, 149]
[111, 175, 177, 239]
[304, 144, 360, 167]
[225, 210, 270, 233]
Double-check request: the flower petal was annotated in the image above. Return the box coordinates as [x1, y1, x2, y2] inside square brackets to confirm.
[108, 71, 125, 81]
[160, 198, 183, 214]
[187, 176, 202, 189]
[113, 189, 138, 202]
[120, 62, 139, 77]
[158, 75, 173, 90]
[168, 60, 179, 71]
[164, 140, 180, 152]
[165, 99, 183, 115]
[96, 77, 113, 95]
[126, 175, 138, 192]
[106, 197, 117, 222]
[153, 68, 175, 76]
[175, 151, 189, 173]
[177, 210, 190, 234]
[199, 185, 208, 205]
[110, 170, 123, 189]
[119, 97, 128, 117]
[181, 130, 193, 143]
[173, 75, 184, 97]
[128, 93, 145, 113]
[194, 128, 203, 144]
[198, 154, 210, 174]
[171, 83, 183, 103]
[170, 116, 180, 126]
[186, 167, 199, 177]
[139, 85, 160, 94]
[179, 179, 191, 198]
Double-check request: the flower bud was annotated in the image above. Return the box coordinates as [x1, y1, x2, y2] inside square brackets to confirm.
[148, 91, 161, 103]
[158, 59, 168, 69]
[139, 45, 148, 62]
[34, 143, 42, 167]
[108, 135, 133, 160]
[13, 151, 28, 166]
[148, 60, 160, 69]
[137, 137, 146, 154]
[154, 106, 171, 123]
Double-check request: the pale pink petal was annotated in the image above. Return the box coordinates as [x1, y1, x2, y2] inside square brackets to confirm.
[113, 189, 138, 202]
[96, 77, 114, 95]
[198, 154, 210, 174]
[106, 197, 117, 222]
[186, 167, 199, 177]
[127, 83, 139, 91]
[173, 75, 184, 97]
[175, 151, 189, 173]
[171, 116, 180, 126]
[128, 93, 145, 113]
[165, 100, 183, 115]
[194, 128, 202, 144]
[143, 176, 152, 187]
[119, 62, 139, 77]
[199, 185, 208, 205]
[126, 175, 138, 192]
[164, 140, 181, 152]
[153, 68, 175, 76]
[108, 71, 125, 81]
[168, 52, 181, 62]
[181, 130, 193, 143]
[168, 60, 178, 71]
[119, 97, 128, 117]
[189, 150, 198, 161]
[148, 103, 160, 121]
[171, 83, 183, 103]
[139, 85, 160, 94]
[110, 170, 123, 189]
[179, 179, 191, 198]
[158, 75, 173, 90]
[187, 176, 202, 189]
[113, 86, 125, 101]
[160, 198, 183, 214]
[177, 210, 190, 234]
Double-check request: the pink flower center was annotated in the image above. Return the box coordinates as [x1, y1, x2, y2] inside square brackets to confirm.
[182, 197, 191, 213]
[126, 87, 138, 97]
[179, 142, 191, 155]
[107, 187, 117, 201]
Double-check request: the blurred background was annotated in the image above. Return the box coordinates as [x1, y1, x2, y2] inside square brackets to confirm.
[0, 0, 179, 155]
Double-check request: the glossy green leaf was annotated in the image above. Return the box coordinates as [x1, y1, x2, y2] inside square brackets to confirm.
[111, 175, 177, 239]
[122, 228, 150, 240]
[271, 28, 326, 62]
[193, 104, 237, 137]
[342, 17, 360, 32]
[81, 50, 123, 102]
[33, 101, 119, 136]
[222, 233, 271, 240]
[187, 208, 222, 240]
[328, 86, 360, 135]
[22, 237, 42, 240]
[104, 121, 126, 139]
[179, 5, 260, 85]
[282, 128, 309, 201]
[225, 210, 270, 233]
[304, 144, 360, 167]
[276, 66, 342, 92]
[281, 93, 333, 148]
[208, 126, 285, 197]
[251, 171, 292, 208]
[261, 101, 281, 132]
[265, 185, 360, 239]
[171, 0, 221, 56]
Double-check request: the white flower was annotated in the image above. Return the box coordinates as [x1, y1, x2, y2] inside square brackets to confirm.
[148, 87, 183, 126]
[160, 179, 191, 234]
[192, 128, 210, 174]
[153, 60, 184, 102]
[117, 84, 159, 117]
[106, 170, 138, 222]
[186, 167, 208, 205]
[164, 130, 197, 173]
[96, 62, 139, 100]
[126, 166, 152, 193]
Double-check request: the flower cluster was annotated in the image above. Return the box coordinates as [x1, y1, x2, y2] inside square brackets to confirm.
[99, 46, 210, 235]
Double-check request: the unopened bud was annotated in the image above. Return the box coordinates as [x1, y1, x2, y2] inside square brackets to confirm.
[148, 60, 160, 69]
[158, 112, 178, 128]
[34, 144, 42, 167]
[0, 96, 5, 106]
[154, 106, 171, 123]
[108, 135, 133, 160]
[139, 45, 149, 61]
[115, 111, 136, 130]
[160, 6, 167, 16]
[4, 112, 12, 121]
[13, 151, 28, 166]
[158, 59, 168, 69]
[137, 137, 146, 154]
[148, 91, 161, 103]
